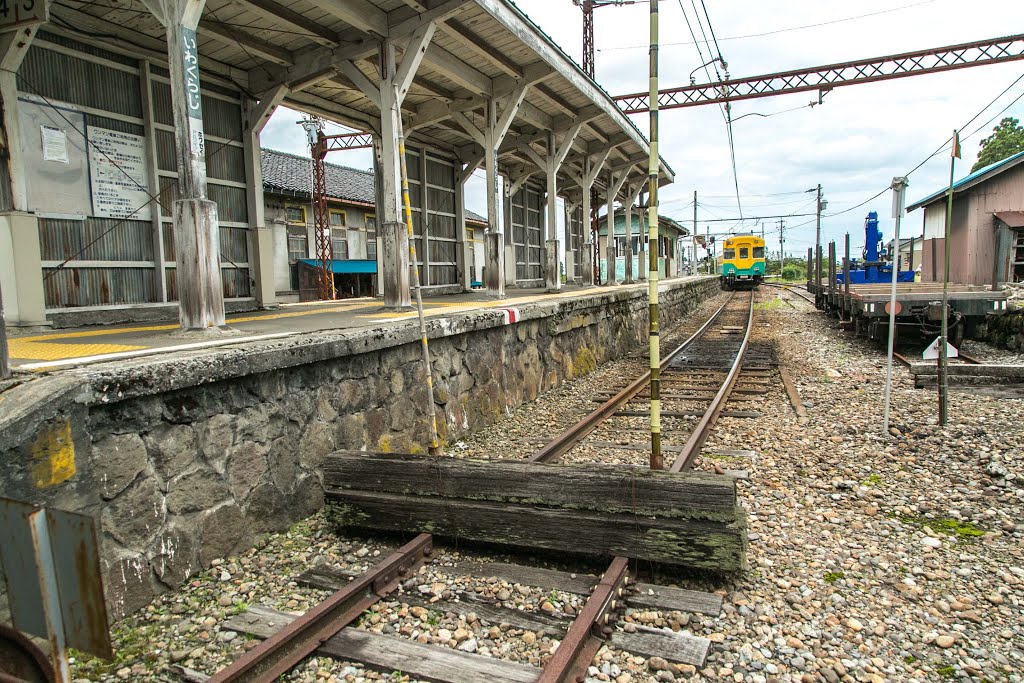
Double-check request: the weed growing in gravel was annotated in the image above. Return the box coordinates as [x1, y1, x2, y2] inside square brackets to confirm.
[861, 474, 882, 486]
[896, 515, 987, 540]
[823, 571, 845, 584]
[754, 298, 786, 311]
[904, 655, 916, 664]
[936, 664, 956, 678]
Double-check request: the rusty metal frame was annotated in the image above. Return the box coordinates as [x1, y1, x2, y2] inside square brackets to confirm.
[614, 33, 1024, 113]
[529, 294, 735, 463]
[670, 290, 754, 472]
[536, 556, 630, 683]
[209, 533, 433, 683]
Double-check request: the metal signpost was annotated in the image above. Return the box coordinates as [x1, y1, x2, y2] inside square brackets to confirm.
[883, 177, 908, 433]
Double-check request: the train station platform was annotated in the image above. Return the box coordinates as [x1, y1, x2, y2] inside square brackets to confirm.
[7, 279, 705, 371]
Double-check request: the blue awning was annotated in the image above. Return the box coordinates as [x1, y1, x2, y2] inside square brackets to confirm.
[299, 259, 377, 274]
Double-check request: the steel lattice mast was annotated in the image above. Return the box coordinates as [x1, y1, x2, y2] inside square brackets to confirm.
[614, 33, 1024, 113]
[302, 120, 374, 301]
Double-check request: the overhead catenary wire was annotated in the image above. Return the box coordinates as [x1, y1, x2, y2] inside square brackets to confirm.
[825, 72, 1024, 218]
[600, 0, 939, 52]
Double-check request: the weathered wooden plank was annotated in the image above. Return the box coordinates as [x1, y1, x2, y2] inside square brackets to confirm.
[611, 626, 711, 667]
[629, 583, 723, 616]
[326, 489, 746, 571]
[297, 569, 572, 633]
[908, 363, 1024, 377]
[615, 410, 762, 419]
[323, 452, 738, 517]
[224, 605, 540, 683]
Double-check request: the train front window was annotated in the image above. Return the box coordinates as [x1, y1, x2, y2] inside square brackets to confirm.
[723, 248, 736, 259]
[753, 246, 765, 258]
[739, 247, 749, 259]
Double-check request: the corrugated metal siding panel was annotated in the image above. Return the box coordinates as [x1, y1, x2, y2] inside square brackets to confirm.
[162, 222, 176, 261]
[151, 81, 173, 126]
[156, 129, 176, 171]
[85, 114, 144, 136]
[206, 141, 245, 182]
[42, 267, 157, 307]
[36, 31, 138, 66]
[219, 227, 249, 263]
[39, 218, 153, 261]
[0, 157, 11, 211]
[202, 95, 242, 139]
[19, 45, 141, 118]
[221, 268, 251, 298]
[209, 183, 247, 223]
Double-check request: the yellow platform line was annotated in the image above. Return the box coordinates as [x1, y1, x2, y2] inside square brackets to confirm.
[10, 340, 147, 362]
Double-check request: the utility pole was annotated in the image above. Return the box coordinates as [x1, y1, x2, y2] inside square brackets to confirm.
[692, 190, 697, 276]
[810, 184, 826, 286]
[778, 219, 785, 276]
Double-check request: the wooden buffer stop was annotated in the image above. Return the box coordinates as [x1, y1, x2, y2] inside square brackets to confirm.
[324, 453, 747, 572]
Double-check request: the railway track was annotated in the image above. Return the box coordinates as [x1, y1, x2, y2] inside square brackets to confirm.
[203, 290, 793, 683]
[530, 289, 770, 472]
[761, 280, 816, 304]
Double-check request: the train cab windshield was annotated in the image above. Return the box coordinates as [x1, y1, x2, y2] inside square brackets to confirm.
[739, 247, 748, 259]
[723, 248, 736, 259]
[753, 246, 764, 258]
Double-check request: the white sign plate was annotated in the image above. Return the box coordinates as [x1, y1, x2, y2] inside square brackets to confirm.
[88, 128, 152, 221]
[922, 336, 959, 360]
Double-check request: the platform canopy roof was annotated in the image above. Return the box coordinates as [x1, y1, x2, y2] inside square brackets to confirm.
[54, 0, 673, 199]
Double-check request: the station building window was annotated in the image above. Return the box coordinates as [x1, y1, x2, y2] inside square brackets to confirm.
[287, 228, 307, 291]
[365, 213, 377, 259]
[286, 205, 306, 224]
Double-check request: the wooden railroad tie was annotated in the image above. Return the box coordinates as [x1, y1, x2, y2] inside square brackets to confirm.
[323, 452, 747, 572]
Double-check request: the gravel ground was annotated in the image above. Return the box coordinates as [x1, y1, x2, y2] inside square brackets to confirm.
[71, 286, 1023, 683]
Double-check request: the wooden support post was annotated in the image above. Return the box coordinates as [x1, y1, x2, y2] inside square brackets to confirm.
[243, 86, 287, 309]
[544, 130, 560, 292]
[484, 99, 505, 297]
[142, 0, 226, 329]
[378, 40, 411, 308]
[0, 279, 9, 379]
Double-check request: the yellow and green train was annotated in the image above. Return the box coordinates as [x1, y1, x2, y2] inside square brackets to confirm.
[720, 235, 766, 290]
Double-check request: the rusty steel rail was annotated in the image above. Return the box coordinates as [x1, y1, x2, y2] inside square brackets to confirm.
[762, 281, 815, 304]
[529, 294, 736, 463]
[670, 290, 755, 472]
[209, 534, 433, 683]
[536, 556, 631, 683]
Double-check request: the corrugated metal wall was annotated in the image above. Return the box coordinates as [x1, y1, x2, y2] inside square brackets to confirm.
[20, 31, 251, 309]
[511, 185, 543, 281]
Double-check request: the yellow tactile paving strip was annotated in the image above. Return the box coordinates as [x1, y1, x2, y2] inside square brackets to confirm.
[9, 341, 148, 361]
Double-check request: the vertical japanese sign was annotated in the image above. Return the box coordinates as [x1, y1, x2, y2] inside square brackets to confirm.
[180, 26, 205, 160]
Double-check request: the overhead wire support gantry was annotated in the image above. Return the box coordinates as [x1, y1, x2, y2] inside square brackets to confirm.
[613, 33, 1024, 113]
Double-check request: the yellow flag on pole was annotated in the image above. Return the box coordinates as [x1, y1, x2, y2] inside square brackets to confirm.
[951, 130, 961, 159]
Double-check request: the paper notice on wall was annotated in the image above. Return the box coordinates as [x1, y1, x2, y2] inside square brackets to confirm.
[88, 127, 151, 220]
[41, 125, 69, 163]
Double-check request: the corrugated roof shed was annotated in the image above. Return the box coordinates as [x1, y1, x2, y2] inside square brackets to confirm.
[261, 149, 487, 224]
[907, 149, 1024, 212]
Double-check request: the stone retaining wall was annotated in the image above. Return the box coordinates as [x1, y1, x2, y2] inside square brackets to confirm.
[976, 309, 1024, 351]
[0, 277, 719, 620]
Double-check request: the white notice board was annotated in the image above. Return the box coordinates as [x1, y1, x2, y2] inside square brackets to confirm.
[88, 128, 152, 221]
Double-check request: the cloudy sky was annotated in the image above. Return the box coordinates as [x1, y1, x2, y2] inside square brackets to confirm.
[260, 0, 1023, 258]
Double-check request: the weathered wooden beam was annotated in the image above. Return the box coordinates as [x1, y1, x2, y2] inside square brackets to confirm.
[441, 19, 522, 78]
[909, 363, 1024, 377]
[233, 0, 341, 46]
[225, 605, 539, 683]
[198, 20, 296, 66]
[324, 453, 746, 570]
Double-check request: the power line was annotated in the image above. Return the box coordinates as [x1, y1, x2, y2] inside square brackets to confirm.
[600, 0, 939, 52]
[826, 72, 1024, 218]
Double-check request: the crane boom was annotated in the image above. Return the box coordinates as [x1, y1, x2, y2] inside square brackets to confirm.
[613, 33, 1024, 114]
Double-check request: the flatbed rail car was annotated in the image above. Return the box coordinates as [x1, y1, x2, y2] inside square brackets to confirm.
[807, 279, 1009, 343]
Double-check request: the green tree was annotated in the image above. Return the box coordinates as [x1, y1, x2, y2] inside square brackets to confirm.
[971, 117, 1024, 172]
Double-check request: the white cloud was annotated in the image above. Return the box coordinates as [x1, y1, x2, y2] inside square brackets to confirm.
[259, 0, 1023, 254]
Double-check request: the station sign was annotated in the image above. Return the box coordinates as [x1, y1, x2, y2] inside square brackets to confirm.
[0, 0, 49, 31]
